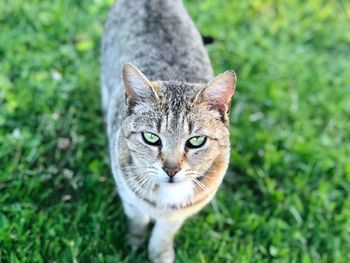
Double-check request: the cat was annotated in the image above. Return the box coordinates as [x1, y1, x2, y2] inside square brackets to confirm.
[100, 0, 236, 262]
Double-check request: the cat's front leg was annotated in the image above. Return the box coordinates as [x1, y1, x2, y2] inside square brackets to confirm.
[148, 218, 184, 263]
[122, 200, 150, 250]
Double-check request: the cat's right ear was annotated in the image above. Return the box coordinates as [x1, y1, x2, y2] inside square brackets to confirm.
[122, 63, 159, 108]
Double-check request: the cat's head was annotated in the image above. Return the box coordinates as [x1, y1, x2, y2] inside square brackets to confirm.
[119, 64, 236, 206]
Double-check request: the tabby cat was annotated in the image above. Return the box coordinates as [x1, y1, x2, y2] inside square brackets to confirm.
[100, 0, 236, 262]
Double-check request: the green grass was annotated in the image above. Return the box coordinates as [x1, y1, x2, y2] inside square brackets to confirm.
[1, 0, 350, 262]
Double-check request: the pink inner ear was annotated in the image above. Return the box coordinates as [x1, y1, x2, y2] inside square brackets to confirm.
[204, 71, 236, 113]
[122, 63, 158, 101]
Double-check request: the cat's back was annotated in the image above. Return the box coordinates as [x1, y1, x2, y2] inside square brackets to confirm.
[101, 0, 213, 100]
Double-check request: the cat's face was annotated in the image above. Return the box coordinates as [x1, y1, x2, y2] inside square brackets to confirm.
[119, 64, 236, 206]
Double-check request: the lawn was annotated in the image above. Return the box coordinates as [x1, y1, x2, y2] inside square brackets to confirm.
[1, 0, 350, 262]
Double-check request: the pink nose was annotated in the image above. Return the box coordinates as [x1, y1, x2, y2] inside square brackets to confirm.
[163, 167, 180, 177]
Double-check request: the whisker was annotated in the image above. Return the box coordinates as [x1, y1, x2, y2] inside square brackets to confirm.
[192, 177, 210, 196]
[211, 198, 221, 219]
[119, 166, 153, 171]
[122, 170, 158, 184]
[132, 171, 157, 195]
[127, 175, 146, 188]
[151, 181, 157, 200]
[130, 176, 149, 194]
[205, 169, 224, 174]
[194, 178, 209, 192]
[141, 176, 155, 200]
[186, 172, 219, 180]
[124, 174, 146, 183]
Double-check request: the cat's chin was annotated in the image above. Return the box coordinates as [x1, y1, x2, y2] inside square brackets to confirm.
[157, 179, 194, 207]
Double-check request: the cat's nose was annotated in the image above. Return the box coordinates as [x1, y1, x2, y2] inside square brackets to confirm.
[163, 167, 180, 177]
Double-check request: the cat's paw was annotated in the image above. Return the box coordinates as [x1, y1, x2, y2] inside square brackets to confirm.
[129, 232, 147, 251]
[148, 246, 175, 263]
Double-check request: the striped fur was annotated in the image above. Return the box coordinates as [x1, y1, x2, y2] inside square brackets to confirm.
[100, 1, 236, 262]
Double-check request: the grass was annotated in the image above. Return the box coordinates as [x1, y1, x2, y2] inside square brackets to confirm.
[0, 0, 349, 262]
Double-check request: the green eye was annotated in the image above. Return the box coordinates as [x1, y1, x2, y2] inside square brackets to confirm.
[142, 132, 161, 146]
[186, 136, 207, 149]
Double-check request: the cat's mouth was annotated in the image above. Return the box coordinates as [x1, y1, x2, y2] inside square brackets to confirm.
[158, 177, 188, 185]
[168, 177, 175, 183]
[165, 178, 182, 184]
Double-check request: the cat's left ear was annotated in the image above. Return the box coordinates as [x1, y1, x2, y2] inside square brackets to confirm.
[201, 70, 236, 115]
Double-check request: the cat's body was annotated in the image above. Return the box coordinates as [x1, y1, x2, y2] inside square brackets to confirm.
[101, 0, 236, 262]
